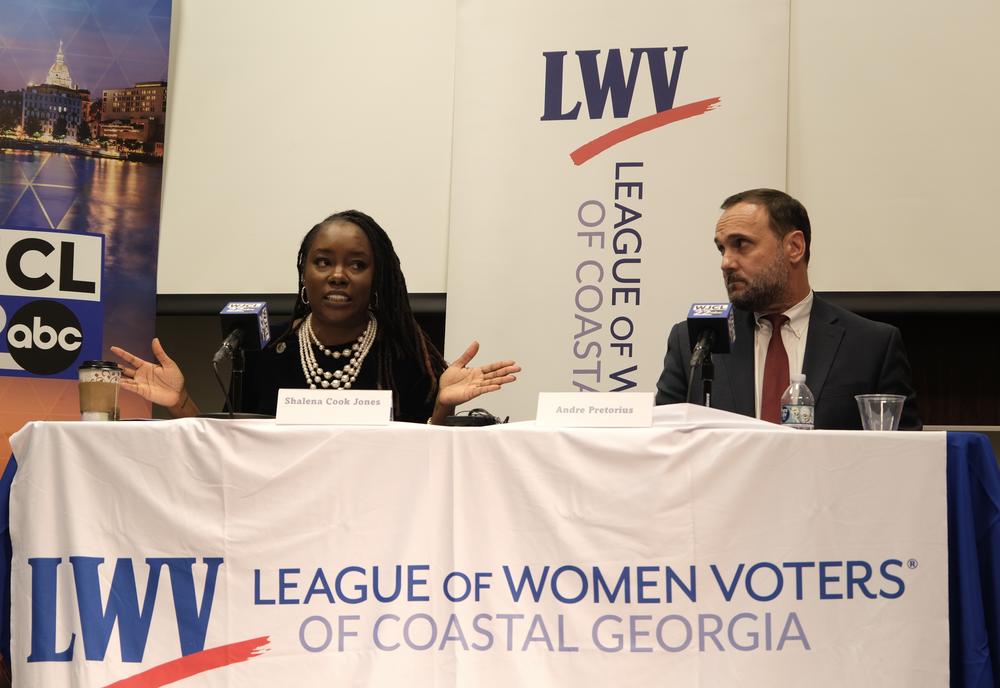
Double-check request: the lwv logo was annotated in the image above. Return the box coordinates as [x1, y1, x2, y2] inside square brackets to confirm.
[541, 47, 720, 165]
[541, 47, 688, 121]
[28, 556, 223, 663]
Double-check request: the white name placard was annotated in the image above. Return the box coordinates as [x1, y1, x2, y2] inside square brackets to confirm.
[535, 392, 653, 427]
[275, 389, 392, 425]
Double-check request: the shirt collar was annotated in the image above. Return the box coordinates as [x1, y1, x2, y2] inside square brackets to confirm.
[754, 291, 813, 339]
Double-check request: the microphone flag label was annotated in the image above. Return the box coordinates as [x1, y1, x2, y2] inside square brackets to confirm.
[220, 302, 271, 350]
[688, 303, 732, 318]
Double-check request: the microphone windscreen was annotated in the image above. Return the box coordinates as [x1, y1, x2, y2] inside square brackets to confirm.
[686, 303, 735, 354]
[219, 302, 271, 351]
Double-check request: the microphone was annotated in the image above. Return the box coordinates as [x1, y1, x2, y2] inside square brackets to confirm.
[213, 302, 271, 364]
[686, 303, 735, 368]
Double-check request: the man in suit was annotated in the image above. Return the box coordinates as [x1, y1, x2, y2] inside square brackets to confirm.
[654, 188, 921, 430]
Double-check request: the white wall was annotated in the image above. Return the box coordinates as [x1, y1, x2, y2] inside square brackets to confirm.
[157, 0, 999, 295]
[788, 0, 1000, 291]
[157, 0, 456, 294]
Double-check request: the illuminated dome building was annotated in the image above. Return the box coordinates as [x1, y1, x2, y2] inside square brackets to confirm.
[45, 41, 74, 89]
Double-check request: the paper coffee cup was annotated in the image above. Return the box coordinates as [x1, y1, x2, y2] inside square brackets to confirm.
[78, 360, 122, 421]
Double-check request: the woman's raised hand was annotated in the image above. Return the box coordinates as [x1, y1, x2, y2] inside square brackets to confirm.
[432, 341, 520, 423]
[110, 338, 187, 409]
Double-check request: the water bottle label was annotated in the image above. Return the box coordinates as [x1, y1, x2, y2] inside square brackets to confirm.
[781, 403, 814, 426]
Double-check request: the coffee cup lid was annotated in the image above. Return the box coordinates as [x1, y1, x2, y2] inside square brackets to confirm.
[78, 360, 122, 371]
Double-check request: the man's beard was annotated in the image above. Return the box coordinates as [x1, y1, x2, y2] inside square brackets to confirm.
[725, 254, 789, 312]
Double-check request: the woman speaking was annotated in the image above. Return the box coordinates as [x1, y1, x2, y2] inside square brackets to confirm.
[111, 210, 519, 423]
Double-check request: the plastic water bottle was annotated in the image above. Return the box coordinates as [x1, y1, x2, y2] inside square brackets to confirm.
[781, 373, 815, 430]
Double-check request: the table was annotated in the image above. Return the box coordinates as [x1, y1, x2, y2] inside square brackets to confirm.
[0, 404, 995, 686]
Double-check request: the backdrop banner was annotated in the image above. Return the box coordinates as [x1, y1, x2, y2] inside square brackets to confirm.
[444, 0, 789, 420]
[0, 0, 173, 456]
[8, 409, 948, 686]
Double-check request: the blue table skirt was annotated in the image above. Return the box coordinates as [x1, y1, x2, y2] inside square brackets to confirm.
[948, 432, 1000, 687]
[0, 432, 997, 686]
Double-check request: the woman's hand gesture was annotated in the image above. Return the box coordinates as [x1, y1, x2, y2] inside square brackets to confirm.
[110, 338, 187, 409]
[433, 341, 520, 423]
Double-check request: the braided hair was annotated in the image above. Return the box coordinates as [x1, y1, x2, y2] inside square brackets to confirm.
[273, 210, 447, 410]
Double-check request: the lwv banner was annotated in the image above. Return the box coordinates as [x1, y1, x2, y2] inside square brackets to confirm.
[444, 0, 789, 419]
[7, 411, 947, 685]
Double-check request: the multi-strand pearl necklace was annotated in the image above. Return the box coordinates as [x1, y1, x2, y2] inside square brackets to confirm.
[298, 312, 377, 389]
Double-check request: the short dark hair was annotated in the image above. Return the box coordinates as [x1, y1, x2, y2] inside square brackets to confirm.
[721, 188, 811, 263]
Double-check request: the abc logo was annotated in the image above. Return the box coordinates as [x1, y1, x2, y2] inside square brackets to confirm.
[4, 300, 83, 375]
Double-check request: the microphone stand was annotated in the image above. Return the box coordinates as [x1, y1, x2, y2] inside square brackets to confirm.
[204, 341, 272, 419]
[701, 354, 714, 408]
[210, 343, 244, 418]
[686, 330, 715, 407]
[230, 348, 245, 417]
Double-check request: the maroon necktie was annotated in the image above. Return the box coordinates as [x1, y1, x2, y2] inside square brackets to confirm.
[760, 314, 790, 424]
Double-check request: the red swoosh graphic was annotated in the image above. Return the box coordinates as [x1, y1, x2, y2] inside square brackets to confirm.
[102, 636, 270, 688]
[569, 96, 721, 165]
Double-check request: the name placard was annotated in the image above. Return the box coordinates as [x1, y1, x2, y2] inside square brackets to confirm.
[275, 389, 392, 425]
[535, 392, 653, 428]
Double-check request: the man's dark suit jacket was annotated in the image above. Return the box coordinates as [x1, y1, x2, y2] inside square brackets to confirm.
[654, 295, 922, 430]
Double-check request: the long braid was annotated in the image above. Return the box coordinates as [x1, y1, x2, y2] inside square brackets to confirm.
[327, 211, 447, 405]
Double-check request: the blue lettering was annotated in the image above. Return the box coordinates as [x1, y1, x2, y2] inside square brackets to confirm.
[879, 559, 905, 599]
[614, 203, 642, 229]
[374, 565, 403, 603]
[68, 557, 223, 662]
[819, 561, 843, 600]
[593, 566, 630, 603]
[543, 47, 687, 121]
[578, 47, 687, 119]
[846, 560, 877, 599]
[408, 564, 430, 602]
[254, 569, 275, 605]
[551, 565, 587, 603]
[334, 566, 367, 604]
[636, 565, 658, 603]
[304, 568, 334, 604]
[609, 365, 638, 392]
[577, 48, 643, 119]
[541, 51, 582, 120]
[443, 571, 471, 602]
[148, 557, 223, 656]
[745, 562, 783, 602]
[710, 563, 743, 601]
[71, 556, 162, 662]
[503, 565, 549, 602]
[611, 258, 640, 284]
[27, 558, 75, 662]
[782, 561, 815, 600]
[665, 566, 697, 603]
[278, 567, 300, 604]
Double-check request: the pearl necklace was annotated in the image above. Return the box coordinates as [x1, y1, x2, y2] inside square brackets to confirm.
[299, 312, 377, 389]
